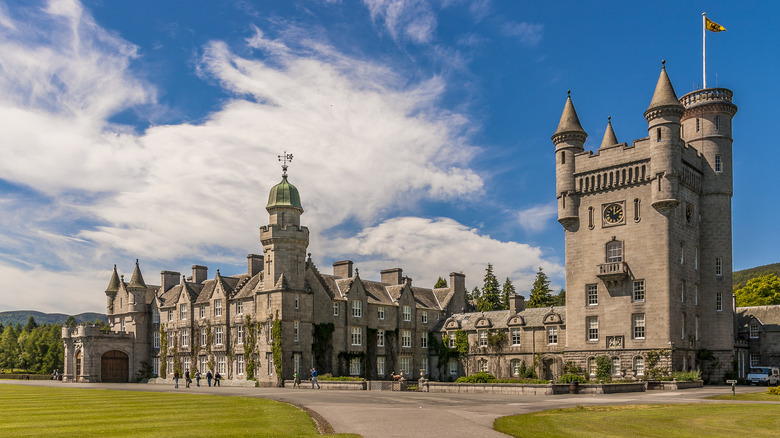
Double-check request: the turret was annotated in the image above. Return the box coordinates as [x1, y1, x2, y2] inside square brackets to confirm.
[105, 265, 120, 315]
[599, 117, 618, 150]
[644, 62, 684, 212]
[126, 259, 146, 311]
[552, 91, 587, 228]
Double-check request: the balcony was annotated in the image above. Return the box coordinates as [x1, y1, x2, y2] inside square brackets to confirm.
[597, 262, 628, 284]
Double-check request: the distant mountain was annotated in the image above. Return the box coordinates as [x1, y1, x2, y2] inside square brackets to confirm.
[0, 310, 107, 327]
[733, 263, 780, 290]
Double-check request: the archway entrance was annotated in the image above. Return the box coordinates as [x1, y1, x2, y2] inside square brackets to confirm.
[541, 356, 562, 381]
[101, 350, 129, 383]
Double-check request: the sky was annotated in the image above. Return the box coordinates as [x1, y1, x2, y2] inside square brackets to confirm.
[0, 0, 777, 314]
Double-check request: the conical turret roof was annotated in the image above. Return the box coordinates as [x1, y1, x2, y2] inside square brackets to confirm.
[105, 265, 120, 293]
[553, 92, 586, 137]
[599, 117, 618, 149]
[646, 63, 684, 112]
[128, 259, 146, 289]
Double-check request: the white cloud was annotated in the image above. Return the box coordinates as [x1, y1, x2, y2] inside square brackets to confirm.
[517, 203, 557, 233]
[501, 21, 543, 46]
[362, 0, 437, 44]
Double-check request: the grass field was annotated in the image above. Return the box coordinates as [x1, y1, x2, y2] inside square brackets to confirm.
[494, 404, 780, 438]
[0, 384, 355, 437]
[708, 390, 780, 401]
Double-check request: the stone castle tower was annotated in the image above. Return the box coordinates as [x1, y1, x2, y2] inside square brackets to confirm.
[553, 63, 737, 378]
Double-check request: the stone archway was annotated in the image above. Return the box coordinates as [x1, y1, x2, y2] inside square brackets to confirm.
[101, 350, 129, 383]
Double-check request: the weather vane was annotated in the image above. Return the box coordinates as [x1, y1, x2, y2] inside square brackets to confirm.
[278, 151, 293, 177]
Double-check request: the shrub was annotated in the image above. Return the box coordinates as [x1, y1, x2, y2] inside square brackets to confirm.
[766, 386, 780, 395]
[595, 356, 612, 381]
[671, 370, 701, 382]
[558, 374, 587, 384]
[318, 374, 363, 381]
[456, 372, 497, 383]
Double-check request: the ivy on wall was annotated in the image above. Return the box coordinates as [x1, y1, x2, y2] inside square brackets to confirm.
[244, 315, 259, 379]
[271, 312, 283, 386]
[159, 324, 168, 376]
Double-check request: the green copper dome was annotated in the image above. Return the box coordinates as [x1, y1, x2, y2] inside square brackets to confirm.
[266, 176, 303, 211]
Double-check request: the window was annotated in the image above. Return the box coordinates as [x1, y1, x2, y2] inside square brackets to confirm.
[561, 151, 565, 164]
[200, 331, 207, 347]
[611, 357, 621, 376]
[378, 306, 385, 320]
[153, 308, 159, 324]
[511, 359, 522, 376]
[167, 358, 173, 375]
[587, 284, 598, 306]
[267, 294, 271, 309]
[547, 326, 558, 345]
[200, 356, 208, 374]
[352, 300, 362, 318]
[180, 303, 187, 320]
[716, 292, 723, 312]
[511, 328, 521, 346]
[349, 357, 361, 375]
[153, 357, 160, 376]
[168, 330, 174, 346]
[695, 285, 699, 306]
[420, 334, 428, 349]
[656, 127, 662, 142]
[377, 356, 386, 376]
[237, 355, 245, 375]
[421, 359, 428, 376]
[449, 360, 458, 375]
[401, 330, 412, 348]
[680, 280, 686, 303]
[351, 327, 362, 346]
[715, 154, 722, 172]
[680, 241, 685, 265]
[294, 294, 300, 309]
[183, 357, 191, 374]
[168, 309, 173, 322]
[750, 354, 760, 367]
[587, 316, 599, 341]
[695, 316, 700, 341]
[695, 118, 700, 132]
[588, 357, 597, 376]
[333, 302, 339, 316]
[400, 357, 410, 374]
[695, 247, 699, 270]
[199, 305, 205, 319]
[633, 314, 645, 339]
[153, 331, 160, 349]
[750, 324, 760, 339]
[217, 356, 226, 374]
[715, 257, 723, 276]
[606, 240, 623, 263]
[294, 321, 300, 342]
[267, 353, 274, 375]
[634, 357, 645, 376]
[448, 332, 456, 348]
[377, 329, 385, 347]
[478, 330, 487, 347]
[715, 116, 720, 130]
[633, 198, 640, 222]
[214, 299, 222, 317]
[633, 280, 645, 302]
[121, 319, 125, 332]
[237, 325, 244, 345]
[181, 328, 189, 347]
[681, 314, 686, 340]
[588, 206, 594, 229]
[421, 311, 428, 324]
[478, 359, 488, 373]
[236, 301, 243, 315]
[215, 326, 224, 346]
[402, 305, 412, 322]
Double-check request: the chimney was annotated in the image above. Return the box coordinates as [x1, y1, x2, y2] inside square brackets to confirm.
[247, 254, 263, 277]
[192, 265, 208, 284]
[449, 272, 466, 315]
[160, 271, 181, 293]
[333, 260, 353, 279]
[402, 276, 412, 288]
[509, 294, 526, 313]
[381, 268, 403, 285]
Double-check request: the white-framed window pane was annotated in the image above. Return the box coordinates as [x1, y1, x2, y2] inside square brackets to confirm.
[351, 327, 362, 346]
[448, 332, 456, 348]
[587, 317, 599, 341]
[421, 334, 428, 349]
[237, 326, 244, 345]
[215, 326, 224, 345]
[750, 354, 759, 367]
[403, 305, 411, 321]
[587, 284, 598, 306]
[421, 311, 428, 324]
[611, 357, 620, 376]
[153, 331, 160, 349]
[402, 330, 412, 348]
[377, 329, 385, 347]
[606, 241, 623, 262]
[200, 356, 208, 374]
[547, 326, 558, 345]
[352, 300, 362, 318]
[153, 308, 159, 323]
[750, 325, 759, 338]
[716, 292, 723, 312]
[588, 357, 596, 376]
[511, 328, 521, 346]
[180, 303, 187, 320]
[217, 356, 226, 374]
[200, 331, 207, 347]
[377, 356, 386, 376]
[378, 306, 385, 320]
[214, 299, 223, 317]
[184, 357, 191, 373]
[449, 360, 458, 375]
[333, 302, 339, 316]
[478, 330, 487, 346]
[633, 280, 645, 302]
[199, 305, 205, 319]
[236, 301, 243, 314]
[634, 356, 644, 376]
[400, 357, 410, 374]
[237, 355, 245, 375]
[153, 358, 160, 376]
[181, 329, 189, 347]
[633, 314, 645, 339]
[715, 257, 723, 276]
[479, 359, 488, 373]
[349, 357, 361, 376]
[294, 321, 300, 342]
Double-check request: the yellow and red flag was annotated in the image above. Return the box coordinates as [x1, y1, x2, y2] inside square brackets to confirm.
[705, 17, 726, 32]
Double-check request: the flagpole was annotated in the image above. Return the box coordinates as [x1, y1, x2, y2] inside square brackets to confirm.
[702, 12, 707, 89]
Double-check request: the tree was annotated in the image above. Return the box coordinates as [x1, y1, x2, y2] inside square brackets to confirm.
[501, 277, 516, 310]
[554, 289, 566, 306]
[477, 264, 501, 311]
[434, 277, 448, 289]
[23, 316, 38, 333]
[527, 267, 555, 308]
[0, 325, 20, 371]
[735, 274, 780, 307]
[65, 316, 77, 328]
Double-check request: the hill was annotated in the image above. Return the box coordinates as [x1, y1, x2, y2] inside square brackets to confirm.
[733, 263, 780, 290]
[0, 310, 106, 327]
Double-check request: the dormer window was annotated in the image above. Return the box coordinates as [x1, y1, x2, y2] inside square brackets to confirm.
[750, 324, 760, 339]
[167, 309, 173, 322]
[402, 305, 412, 322]
[352, 300, 362, 318]
[180, 303, 187, 320]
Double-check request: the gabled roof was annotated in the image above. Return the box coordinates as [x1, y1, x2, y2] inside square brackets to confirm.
[737, 305, 780, 331]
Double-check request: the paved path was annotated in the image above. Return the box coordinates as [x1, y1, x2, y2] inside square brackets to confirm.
[0, 380, 771, 437]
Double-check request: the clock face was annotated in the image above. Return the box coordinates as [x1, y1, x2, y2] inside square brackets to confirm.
[603, 203, 624, 224]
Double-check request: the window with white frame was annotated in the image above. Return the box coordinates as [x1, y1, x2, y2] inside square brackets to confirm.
[681, 313, 686, 340]
[333, 302, 339, 316]
[680, 241, 685, 265]
[716, 291, 723, 312]
[267, 353, 273, 375]
[587, 317, 599, 341]
[200, 330, 207, 347]
[449, 359, 458, 375]
[511, 328, 521, 346]
[199, 305, 205, 319]
[421, 311, 428, 324]
[167, 358, 173, 375]
[606, 240, 623, 263]
[478, 358, 488, 373]
[402, 305, 412, 322]
[351, 327, 362, 346]
[153, 331, 160, 349]
[181, 328, 189, 347]
[295, 294, 300, 309]
[695, 316, 700, 341]
[420, 334, 428, 349]
[587, 284, 598, 306]
[200, 356, 208, 374]
[633, 314, 646, 339]
[401, 330, 412, 348]
[378, 306, 385, 320]
[153, 357, 160, 376]
[153, 308, 159, 324]
[217, 356, 226, 374]
[695, 284, 699, 306]
[448, 332, 456, 348]
[511, 359, 522, 376]
[180, 303, 187, 320]
[377, 329, 385, 347]
[611, 357, 621, 376]
[215, 326, 224, 346]
[750, 354, 760, 367]
[352, 300, 362, 318]
[168, 309, 173, 322]
[121, 319, 125, 332]
[168, 330, 174, 346]
[478, 330, 488, 347]
[715, 257, 723, 276]
[547, 326, 558, 345]
[237, 355, 245, 375]
[184, 357, 191, 374]
[237, 325, 244, 345]
[750, 324, 760, 338]
[421, 359, 428, 376]
[588, 357, 596, 376]
[633, 280, 645, 302]
[634, 356, 645, 376]
[377, 356, 386, 376]
[236, 301, 243, 315]
[349, 357, 361, 376]
[400, 357, 410, 374]
[294, 320, 300, 342]
[293, 353, 300, 375]
[214, 299, 222, 317]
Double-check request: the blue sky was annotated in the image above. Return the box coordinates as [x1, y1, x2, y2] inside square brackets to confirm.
[0, 0, 776, 314]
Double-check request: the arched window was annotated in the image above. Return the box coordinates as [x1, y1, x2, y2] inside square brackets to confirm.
[606, 240, 623, 263]
[510, 359, 523, 377]
[561, 151, 565, 164]
[633, 198, 641, 222]
[641, 165, 646, 180]
[657, 127, 662, 142]
[633, 356, 645, 376]
[478, 358, 488, 373]
[628, 167, 633, 182]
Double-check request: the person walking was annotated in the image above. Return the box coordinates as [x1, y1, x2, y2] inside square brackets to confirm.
[311, 368, 320, 389]
[173, 370, 179, 389]
[293, 371, 300, 388]
[214, 372, 222, 387]
[195, 370, 201, 387]
[206, 370, 213, 387]
[185, 369, 191, 388]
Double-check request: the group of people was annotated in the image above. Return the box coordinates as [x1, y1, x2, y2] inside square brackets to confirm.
[292, 368, 321, 389]
[172, 369, 221, 388]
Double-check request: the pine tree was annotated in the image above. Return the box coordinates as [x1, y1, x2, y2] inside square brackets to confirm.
[23, 316, 38, 333]
[554, 289, 566, 306]
[434, 277, 448, 289]
[527, 267, 555, 308]
[501, 277, 516, 310]
[477, 263, 501, 311]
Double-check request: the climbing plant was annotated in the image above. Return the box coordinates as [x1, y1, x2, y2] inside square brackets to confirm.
[159, 324, 168, 376]
[244, 315, 259, 379]
[271, 312, 283, 386]
[487, 330, 507, 353]
[645, 349, 669, 379]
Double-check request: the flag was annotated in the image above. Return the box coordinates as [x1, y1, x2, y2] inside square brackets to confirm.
[705, 16, 726, 32]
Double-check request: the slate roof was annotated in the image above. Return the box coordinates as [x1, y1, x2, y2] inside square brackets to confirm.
[736, 305, 780, 332]
[441, 306, 566, 331]
[317, 273, 443, 310]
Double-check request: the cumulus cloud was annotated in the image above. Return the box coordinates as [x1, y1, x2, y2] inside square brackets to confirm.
[517, 203, 557, 233]
[362, 0, 437, 44]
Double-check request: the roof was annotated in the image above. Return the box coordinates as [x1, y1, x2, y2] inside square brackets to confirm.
[736, 305, 780, 331]
[266, 175, 303, 211]
[105, 265, 120, 293]
[553, 93, 586, 137]
[128, 260, 146, 289]
[645, 64, 684, 114]
[599, 118, 618, 149]
[441, 306, 566, 331]
[316, 272, 442, 310]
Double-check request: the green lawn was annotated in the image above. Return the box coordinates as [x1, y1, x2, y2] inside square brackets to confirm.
[494, 404, 780, 438]
[0, 384, 355, 437]
[708, 391, 780, 401]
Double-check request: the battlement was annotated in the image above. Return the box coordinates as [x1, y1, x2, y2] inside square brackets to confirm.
[680, 87, 733, 108]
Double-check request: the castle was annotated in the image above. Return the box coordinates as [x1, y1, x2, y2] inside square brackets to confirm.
[63, 64, 765, 385]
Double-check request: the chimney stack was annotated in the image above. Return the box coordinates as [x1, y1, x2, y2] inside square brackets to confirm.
[381, 268, 403, 285]
[247, 254, 263, 277]
[333, 260, 353, 279]
[509, 294, 526, 313]
[160, 271, 181, 293]
[192, 265, 208, 284]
